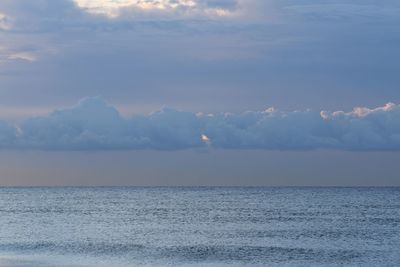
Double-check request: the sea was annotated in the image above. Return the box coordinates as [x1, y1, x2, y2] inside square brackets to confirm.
[0, 187, 399, 266]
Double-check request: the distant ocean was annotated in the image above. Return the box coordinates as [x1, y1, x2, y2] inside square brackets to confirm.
[0, 187, 399, 266]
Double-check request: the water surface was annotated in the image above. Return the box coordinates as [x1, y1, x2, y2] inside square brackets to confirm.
[0, 187, 399, 266]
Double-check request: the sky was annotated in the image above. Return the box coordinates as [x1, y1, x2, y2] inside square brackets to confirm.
[0, 0, 399, 186]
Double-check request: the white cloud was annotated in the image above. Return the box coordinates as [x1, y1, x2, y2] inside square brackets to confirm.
[73, 0, 233, 18]
[0, 97, 399, 151]
[324, 102, 397, 118]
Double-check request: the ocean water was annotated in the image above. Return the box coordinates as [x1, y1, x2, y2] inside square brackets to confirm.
[0, 187, 399, 266]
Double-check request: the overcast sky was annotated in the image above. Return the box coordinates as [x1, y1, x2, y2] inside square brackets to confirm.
[0, 0, 399, 186]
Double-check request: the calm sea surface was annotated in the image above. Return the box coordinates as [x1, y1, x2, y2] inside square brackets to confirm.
[0, 187, 399, 266]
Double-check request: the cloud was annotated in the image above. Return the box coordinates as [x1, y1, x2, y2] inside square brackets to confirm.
[0, 0, 400, 120]
[203, 103, 400, 151]
[17, 97, 204, 150]
[8, 52, 37, 62]
[0, 12, 12, 30]
[0, 45, 44, 66]
[0, 97, 399, 151]
[319, 103, 400, 150]
[72, 0, 236, 19]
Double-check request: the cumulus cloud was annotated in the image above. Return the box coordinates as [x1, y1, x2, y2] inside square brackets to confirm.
[17, 97, 205, 150]
[0, 97, 399, 151]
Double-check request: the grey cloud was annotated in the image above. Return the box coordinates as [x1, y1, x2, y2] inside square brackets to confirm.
[17, 97, 205, 150]
[0, 97, 399, 151]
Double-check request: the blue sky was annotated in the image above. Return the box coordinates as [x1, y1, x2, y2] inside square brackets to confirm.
[0, 0, 399, 185]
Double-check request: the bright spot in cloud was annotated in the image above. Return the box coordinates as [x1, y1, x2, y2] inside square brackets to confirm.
[201, 134, 210, 142]
[264, 107, 275, 113]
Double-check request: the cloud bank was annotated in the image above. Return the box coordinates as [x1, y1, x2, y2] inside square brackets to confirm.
[0, 97, 399, 151]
